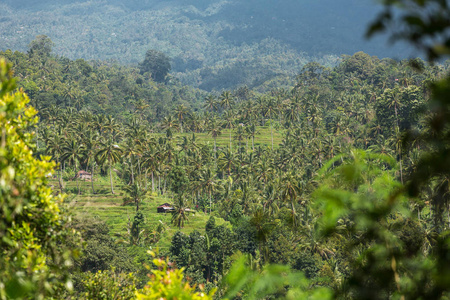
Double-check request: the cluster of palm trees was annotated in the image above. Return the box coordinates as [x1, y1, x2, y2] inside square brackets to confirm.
[36, 56, 439, 230]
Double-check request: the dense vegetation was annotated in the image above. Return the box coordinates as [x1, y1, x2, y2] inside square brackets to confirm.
[0, 0, 411, 91]
[3, 0, 450, 299]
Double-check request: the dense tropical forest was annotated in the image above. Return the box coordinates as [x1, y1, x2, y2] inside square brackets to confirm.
[0, 0, 412, 91]
[2, 0, 450, 299]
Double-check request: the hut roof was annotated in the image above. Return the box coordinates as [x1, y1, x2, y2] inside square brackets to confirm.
[77, 170, 91, 176]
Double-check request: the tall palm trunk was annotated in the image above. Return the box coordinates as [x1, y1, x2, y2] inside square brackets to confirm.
[229, 129, 232, 151]
[59, 161, 64, 194]
[138, 158, 142, 177]
[291, 198, 297, 227]
[109, 161, 114, 194]
[151, 171, 154, 192]
[75, 162, 80, 195]
[128, 156, 134, 184]
[91, 162, 95, 194]
[163, 176, 166, 194]
[271, 122, 274, 150]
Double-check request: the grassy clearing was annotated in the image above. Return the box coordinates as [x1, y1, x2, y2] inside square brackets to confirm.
[152, 126, 285, 149]
[53, 180, 227, 251]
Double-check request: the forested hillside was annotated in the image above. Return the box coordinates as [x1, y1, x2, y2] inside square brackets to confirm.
[0, 0, 410, 91]
[3, 0, 450, 299]
[3, 40, 450, 297]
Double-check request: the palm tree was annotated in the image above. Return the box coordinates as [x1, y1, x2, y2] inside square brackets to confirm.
[81, 129, 99, 194]
[233, 125, 246, 152]
[103, 115, 121, 139]
[279, 171, 302, 227]
[141, 142, 157, 192]
[223, 111, 235, 150]
[203, 95, 218, 112]
[122, 137, 141, 184]
[208, 118, 222, 153]
[46, 130, 65, 193]
[175, 104, 189, 133]
[61, 138, 84, 194]
[96, 138, 123, 194]
[199, 168, 220, 214]
[250, 208, 276, 262]
[171, 195, 190, 229]
[218, 148, 237, 177]
[123, 181, 146, 211]
[246, 123, 259, 151]
[265, 97, 278, 150]
[161, 115, 179, 134]
[219, 91, 234, 111]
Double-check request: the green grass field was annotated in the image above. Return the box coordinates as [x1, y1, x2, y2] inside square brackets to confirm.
[54, 179, 227, 250]
[151, 126, 285, 149]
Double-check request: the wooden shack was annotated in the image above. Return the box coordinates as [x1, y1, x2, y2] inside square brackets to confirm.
[157, 203, 174, 213]
[76, 170, 92, 181]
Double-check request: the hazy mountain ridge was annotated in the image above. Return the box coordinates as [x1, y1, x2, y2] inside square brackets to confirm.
[0, 0, 409, 91]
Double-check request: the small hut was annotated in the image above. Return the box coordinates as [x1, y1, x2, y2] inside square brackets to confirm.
[76, 170, 92, 181]
[157, 203, 174, 213]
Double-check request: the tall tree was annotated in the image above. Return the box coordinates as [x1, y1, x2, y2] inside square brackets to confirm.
[139, 49, 171, 83]
[61, 138, 84, 194]
[96, 139, 123, 194]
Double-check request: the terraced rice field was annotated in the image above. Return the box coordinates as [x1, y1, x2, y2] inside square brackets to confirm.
[53, 180, 227, 250]
[150, 125, 285, 149]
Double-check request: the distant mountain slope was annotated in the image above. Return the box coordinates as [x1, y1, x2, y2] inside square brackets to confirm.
[0, 0, 411, 91]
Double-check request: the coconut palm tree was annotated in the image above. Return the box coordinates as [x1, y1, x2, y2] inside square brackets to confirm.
[218, 148, 237, 177]
[61, 138, 84, 194]
[219, 91, 234, 111]
[265, 97, 278, 150]
[175, 104, 190, 133]
[203, 95, 218, 112]
[171, 195, 190, 229]
[279, 171, 302, 227]
[46, 129, 65, 193]
[123, 181, 146, 211]
[246, 123, 259, 151]
[208, 117, 222, 153]
[161, 115, 179, 134]
[199, 167, 220, 214]
[81, 129, 99, 194]
[223, 111, 235, 151]
[96, 138, 123, 194]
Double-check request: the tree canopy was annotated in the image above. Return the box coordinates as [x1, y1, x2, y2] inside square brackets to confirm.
[139, 49, 171, 83]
